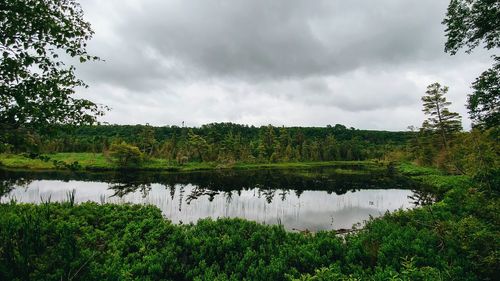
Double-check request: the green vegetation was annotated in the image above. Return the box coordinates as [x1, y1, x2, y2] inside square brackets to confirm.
[421, 82, 462, 152]
[1, 163, 498, 280]
[0, 152, 376, 172]
[468, 56, 499, 129]
[108, 142, 144, 168]
[0, 0, 498, 280]
[0, 0, 105, 138]
[443, 0, 499, 130]
[1, 123, 412, 165]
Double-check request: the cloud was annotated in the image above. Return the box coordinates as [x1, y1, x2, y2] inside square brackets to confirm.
[73, 0, 495, 130]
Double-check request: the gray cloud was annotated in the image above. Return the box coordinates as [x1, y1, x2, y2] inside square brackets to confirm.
[94, 0, 449, 80]
[73, 0, 494, 129]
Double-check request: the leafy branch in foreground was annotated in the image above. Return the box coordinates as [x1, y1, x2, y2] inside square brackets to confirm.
[468, 56, 499, 129]
[442, 0, 499, 129]
[0, 0, 106, 134]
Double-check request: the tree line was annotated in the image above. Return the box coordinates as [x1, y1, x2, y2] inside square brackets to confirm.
[1, 123, 413, 164]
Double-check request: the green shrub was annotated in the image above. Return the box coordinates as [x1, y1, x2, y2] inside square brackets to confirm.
[108, 142, 143, 168]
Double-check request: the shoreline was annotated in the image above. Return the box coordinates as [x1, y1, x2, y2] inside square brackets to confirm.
[0, 153, 380, 173]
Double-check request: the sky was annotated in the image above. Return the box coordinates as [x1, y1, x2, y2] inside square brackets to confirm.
[74, 0, 494, 130]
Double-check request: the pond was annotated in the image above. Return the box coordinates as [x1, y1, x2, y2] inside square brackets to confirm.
[0, 166, 426, 231]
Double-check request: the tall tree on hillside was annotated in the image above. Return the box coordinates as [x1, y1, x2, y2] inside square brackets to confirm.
[442, 0, 499, 129]
[421, 83, 463, 151]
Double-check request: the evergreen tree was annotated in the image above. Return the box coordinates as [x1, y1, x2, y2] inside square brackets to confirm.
[138, 125, 157, 156]
[259, 125, 277, 159]
[421, 83, 463, 150]
[278, 127, 292, 156]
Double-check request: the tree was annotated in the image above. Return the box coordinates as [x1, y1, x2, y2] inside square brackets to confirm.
[421, 83, 462, 150]
[452, 129, 499, 192]
[442, 0, 499, 130]
[0, 0, 105, 133]
[259, 125, 277, 159]
[324, 135, 339, 160]
[442, 0, 499, 55]
[138, 124, 157, 156]
[108, 142, 143, 168]
[468, 56, 499, 129]
[188, 129, 208, 162]
[278, 127, 291, 156]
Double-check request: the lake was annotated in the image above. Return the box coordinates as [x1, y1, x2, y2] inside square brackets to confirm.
[0, 166, 424, 231]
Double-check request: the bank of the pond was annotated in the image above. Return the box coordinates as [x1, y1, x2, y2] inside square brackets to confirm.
[0, 153, 377, 172]
[0, 163, 497, 280]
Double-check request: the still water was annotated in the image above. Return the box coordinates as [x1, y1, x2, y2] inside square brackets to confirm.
[0, 167, 423, 231]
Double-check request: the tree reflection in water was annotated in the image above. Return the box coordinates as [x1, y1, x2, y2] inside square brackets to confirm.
[0, 169, 33, 198]
[408, 189, 437, 206]
[0, 167, 425, 207]
[0, 167, 426, 231]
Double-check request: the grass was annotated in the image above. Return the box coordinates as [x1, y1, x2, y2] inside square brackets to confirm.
[398, 162, 473, 194]
[397, 162, 443, 176]
[0, 153, 377, 172]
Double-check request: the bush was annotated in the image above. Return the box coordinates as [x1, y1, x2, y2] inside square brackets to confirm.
[108, 142, 143, 168]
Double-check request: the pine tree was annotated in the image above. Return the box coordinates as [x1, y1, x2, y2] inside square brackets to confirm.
[421, 83, 463, 150]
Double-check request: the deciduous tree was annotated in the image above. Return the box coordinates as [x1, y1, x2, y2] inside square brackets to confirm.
[468, 56, 499, 129]
[443, 0, 499, 130]
[0, 0, 105, 134]
[443, 0, 499, 55]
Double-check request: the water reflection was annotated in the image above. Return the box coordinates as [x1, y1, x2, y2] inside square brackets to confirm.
[0, 168, 423, 231]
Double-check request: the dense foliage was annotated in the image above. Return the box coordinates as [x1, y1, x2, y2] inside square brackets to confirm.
[405, 82, 499, 188]
[1, 123, 413, 164]
[442, 0, 499, 129]
[0, 164, 498, 281]
[443, 0, 499, 55]
[0, 0, 105, 135]
[108, 142, 144, 168]
[468, 56, 499, 129]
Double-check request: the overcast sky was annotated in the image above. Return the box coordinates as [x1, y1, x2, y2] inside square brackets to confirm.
[74, 0, 494, 130]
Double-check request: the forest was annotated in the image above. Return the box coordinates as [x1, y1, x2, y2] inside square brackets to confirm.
[2, 123, 412, 165]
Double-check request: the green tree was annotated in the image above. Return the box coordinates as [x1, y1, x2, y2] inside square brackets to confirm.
[413, 127, 439, 166]
[284, 144, 293, 161]
[421, 83, 462, 151]
[108, 142, 143, 168]
[257, 141, 267, 162]
[138, 124, 157, 156]
[442, 0, 499, 130]
[259, 125, 277, 159]
[442, 0, 499, 55]
[468, 56, 499, 129]
[324, 135, 339, 160]
[0, 0, 105, 133]
[278, 127, 291, 156]
[453, 129, 499, 192]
